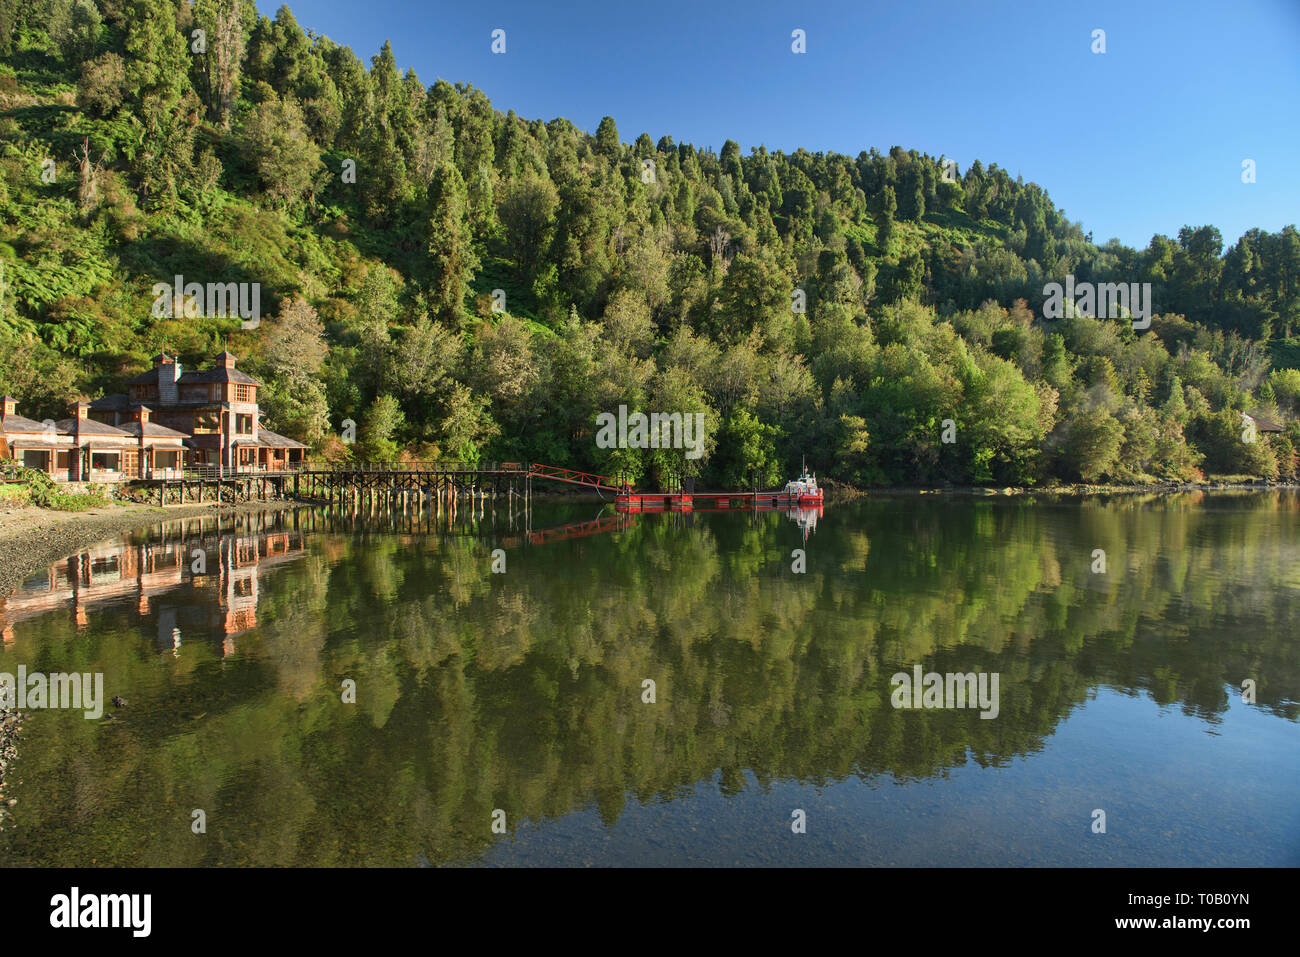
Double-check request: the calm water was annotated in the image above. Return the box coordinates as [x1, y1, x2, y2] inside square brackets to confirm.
[0, 493, 1297, 867]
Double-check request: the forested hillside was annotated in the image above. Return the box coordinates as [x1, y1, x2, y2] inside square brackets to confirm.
[2, 0, 1299, 488]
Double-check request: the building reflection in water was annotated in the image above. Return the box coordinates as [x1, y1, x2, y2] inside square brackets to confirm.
[0, 513, 307, 656]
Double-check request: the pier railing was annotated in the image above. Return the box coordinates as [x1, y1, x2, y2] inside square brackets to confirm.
[182, 464, 310, 481]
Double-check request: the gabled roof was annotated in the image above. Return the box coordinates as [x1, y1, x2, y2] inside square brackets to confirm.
[88, 393, 132, 411]
[0, 413, 55, 434]
[127, 369, 162, 386]
[114, 421, 189, 440]
[53, 417, 134, 437]
[255, 428, 308, 449]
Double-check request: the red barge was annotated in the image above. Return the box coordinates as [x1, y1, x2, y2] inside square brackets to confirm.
[615, 465, 823, 512]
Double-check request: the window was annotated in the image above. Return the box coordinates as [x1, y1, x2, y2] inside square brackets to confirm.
[234, 384, 253, 403]
[56, 451, 73, 469]
[21, 449, 50, 470]
[192, 411, 221, 434]
[90, 451, 121, 471]
[236, 414, 253, 434]
[154, 450, 181, 470]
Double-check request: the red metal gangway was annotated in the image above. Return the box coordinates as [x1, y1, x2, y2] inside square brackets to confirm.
[526, 463, 632, 495]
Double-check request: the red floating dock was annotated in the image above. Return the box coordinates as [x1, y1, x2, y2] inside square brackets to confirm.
[615, 490, 822, 512]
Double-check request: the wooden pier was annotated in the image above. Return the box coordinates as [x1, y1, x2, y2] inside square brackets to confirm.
[139, 461, 822, 514]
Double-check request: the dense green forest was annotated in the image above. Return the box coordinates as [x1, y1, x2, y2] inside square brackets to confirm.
[2, 0, 1299, 488]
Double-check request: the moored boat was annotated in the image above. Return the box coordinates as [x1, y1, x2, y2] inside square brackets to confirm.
[782, 463, 823, 504]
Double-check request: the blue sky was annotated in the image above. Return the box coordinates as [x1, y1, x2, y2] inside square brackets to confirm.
[259, 0, 1300, 250]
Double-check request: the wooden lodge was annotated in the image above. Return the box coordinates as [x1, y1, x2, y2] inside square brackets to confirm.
[0, 351, 307, 482]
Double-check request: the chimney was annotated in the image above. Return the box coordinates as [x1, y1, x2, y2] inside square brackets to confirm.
[0, 395, 15, 425]
[136, 405, 150, 478]
[159, 356, 179, 405]
[70, 400, 88, 474]
[217, 351, 237, 370]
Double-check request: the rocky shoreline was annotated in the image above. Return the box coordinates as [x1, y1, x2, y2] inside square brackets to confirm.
[0, 709, 18, 831]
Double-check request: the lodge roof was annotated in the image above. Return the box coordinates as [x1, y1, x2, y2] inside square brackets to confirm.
[255, 428, 307, 449]
[49, 421, 137, 447]
[114, 421, 190, 440]
[1244, 411, 1284, 432]
[231, 429, 307, 449]
[53, 417, 135, 437]
[178, 367, 262, 386]
[0, 414, 54, 434]
[126, 352, 263, 388]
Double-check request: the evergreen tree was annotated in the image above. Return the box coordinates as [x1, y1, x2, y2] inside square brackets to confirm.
[426, 163, 478, 323]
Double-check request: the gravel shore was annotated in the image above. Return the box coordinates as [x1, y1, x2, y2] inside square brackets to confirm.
[0, 500, 300, 597]
[0, 708, 18, 830]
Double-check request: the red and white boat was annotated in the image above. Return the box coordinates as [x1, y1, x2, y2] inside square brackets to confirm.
[782, 464, 823, 504]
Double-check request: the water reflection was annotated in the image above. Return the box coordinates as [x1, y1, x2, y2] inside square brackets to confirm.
[0, 492, 1296, 867]
[2, 514, 307, 657]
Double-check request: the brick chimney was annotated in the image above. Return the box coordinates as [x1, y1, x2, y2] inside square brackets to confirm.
[69, 398, 89, 479]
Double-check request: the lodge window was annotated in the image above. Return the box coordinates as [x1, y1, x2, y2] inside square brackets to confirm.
[21, 449, 51, 470]
[192, 411, 221, 434]
[90, 451, 121, 471]
[154, 450, 181, 470]
[236, 414, 253, 434]
[233, 384, 253, 403]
